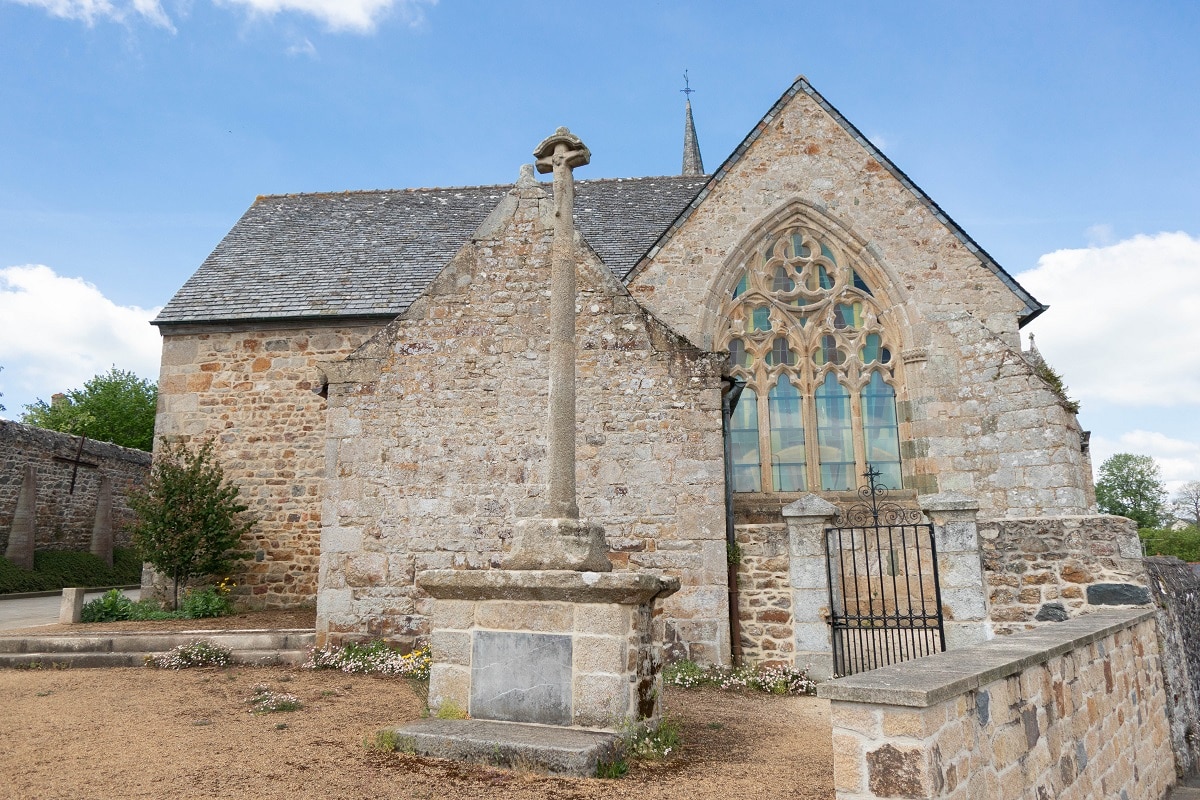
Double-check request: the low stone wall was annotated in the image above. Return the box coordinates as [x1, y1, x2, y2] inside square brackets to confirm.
[818, 609, 1175, 799]
[734, 523, 793, 665]
[1146, 556, 1200, 777]
[978, 515, 1148, 633]
[0, 420, 150, 553]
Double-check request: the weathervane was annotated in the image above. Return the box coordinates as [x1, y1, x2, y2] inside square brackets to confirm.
[680, 70, 695, 99]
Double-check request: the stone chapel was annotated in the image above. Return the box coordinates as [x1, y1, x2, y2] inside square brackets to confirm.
[152, 77, 1095, 664]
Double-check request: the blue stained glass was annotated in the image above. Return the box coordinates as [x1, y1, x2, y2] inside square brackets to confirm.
[766, 337, 796, 367]
[820, 243, 837, 266]
[790, 233, 810, 258]
[728, 338, 750, 369]
[769, 376, 806, 491]
[862, 372, 902, 490]
[773, 267, 795, 293]
[733, 273, 748, 298]
[852, 269, 873, 295]
[731, 388, 761, 492]
[816, 373, 853, 491]
[751, 306, 772, 332]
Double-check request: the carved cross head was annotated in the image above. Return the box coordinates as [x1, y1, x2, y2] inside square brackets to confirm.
[533, 127, 591, 174]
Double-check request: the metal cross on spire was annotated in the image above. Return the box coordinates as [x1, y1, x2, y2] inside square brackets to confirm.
[680, 69, 695, 98]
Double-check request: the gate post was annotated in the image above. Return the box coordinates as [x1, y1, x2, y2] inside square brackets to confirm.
[782, 495, 840, 680]
[918, 493, 990, 648]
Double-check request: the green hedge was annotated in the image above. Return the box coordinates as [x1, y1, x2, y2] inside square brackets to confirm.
[1140, 527, 1200, 563]
[0, 547, 142, 594]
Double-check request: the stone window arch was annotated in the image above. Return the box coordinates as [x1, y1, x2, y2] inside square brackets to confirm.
[717, 224, 903, 492]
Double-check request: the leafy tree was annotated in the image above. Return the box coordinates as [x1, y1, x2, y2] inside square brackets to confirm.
[1095, 453, 1167, 529]
[1140, 526, 1200, 563]
[128, 438, 253, 610]
[22, 367, 157, 451]
[1172, 480, 1200, 527]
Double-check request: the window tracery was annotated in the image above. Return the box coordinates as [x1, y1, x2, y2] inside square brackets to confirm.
[718, 225, 903, 492]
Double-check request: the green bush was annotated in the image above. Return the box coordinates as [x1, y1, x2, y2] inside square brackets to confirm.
[81, 589, 178, 622]
[180, 581, 235, 618]
[0, 547, 141, 595]
[1141, 527, 1200, 562]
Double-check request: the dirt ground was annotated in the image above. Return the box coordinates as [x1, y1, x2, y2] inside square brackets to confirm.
[0, 611, 834, 800]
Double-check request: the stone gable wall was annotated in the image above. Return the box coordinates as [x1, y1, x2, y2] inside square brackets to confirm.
[0, 420, 149, 552]
[978, 515, 1148, 634]
[320, 181, 729, 662]
[153, 323, 381, 607]
[821, 610, 1174, 799]
[629, 87, 1093, 518]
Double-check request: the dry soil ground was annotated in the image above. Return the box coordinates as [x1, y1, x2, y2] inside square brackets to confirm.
[0, 612, 834, 800]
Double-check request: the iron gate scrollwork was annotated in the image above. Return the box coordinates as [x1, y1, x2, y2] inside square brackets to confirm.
[825, 467, 946, 676]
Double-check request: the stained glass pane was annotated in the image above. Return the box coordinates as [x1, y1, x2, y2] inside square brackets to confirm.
[814, 334, 845, 366]
[766, 337, 795, 367]
[852, 269, 873, 295]
[751, 306, 772, 332]
[806, 265, 834, 292]
[769, 376, 806, 491]
[728, 338, 750, 369]
[862, 372, 902, 491]
[816, 373, 854, 491]
[733, 273, 748, 298]
[820, 243, 837, 266]
[833, 303, 863, 329]
[790, 233, 810, 258]
[860, 333, 882, 364]
[731, 388, 761, 492]
[772, 267, 795, 293]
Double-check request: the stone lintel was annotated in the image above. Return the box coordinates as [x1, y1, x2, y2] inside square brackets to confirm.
[317, 358, 383, 386]
[417, 569, 680, 605]
[393, 718, 620, 777]
[781, 494, 839, 520]
[502, 518, 612, 572]
[816, 608, 1153, 708]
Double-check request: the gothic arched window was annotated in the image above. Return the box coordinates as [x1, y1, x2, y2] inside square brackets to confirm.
[718, 225, 903, 492]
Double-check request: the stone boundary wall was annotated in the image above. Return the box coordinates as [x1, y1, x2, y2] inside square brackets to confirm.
[818, 609, 1175, 799]
[0, 420, 149, 553]
[1146, 556, 1200, 777]
[978, 515, 1148, 634]
[734, 523, 793, 664]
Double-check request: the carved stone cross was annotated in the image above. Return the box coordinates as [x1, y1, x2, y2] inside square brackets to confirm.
[533, 127, 590, 521]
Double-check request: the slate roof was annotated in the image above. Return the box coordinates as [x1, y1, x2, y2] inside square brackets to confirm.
[153, 176, 708, 326]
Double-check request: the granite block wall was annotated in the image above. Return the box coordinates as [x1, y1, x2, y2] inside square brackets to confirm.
[153, 323, 381, 607]
[820, 610, 1174, 800]
[1146, 555, 1200, 777]
[0, 420, 149, 553]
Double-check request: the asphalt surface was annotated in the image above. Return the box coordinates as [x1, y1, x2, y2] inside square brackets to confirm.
[0, 589, 141, 631]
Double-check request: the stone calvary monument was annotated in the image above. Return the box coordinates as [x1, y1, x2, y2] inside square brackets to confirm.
[393, 129, 679, 775]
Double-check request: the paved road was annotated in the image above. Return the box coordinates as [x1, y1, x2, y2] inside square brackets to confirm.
[0, 589, 141, 632]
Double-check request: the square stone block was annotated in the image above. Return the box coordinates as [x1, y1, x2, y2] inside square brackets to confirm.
[574, 603, 631, 636]
[429, 663, 470, 716]
[431, 599, 476, 631]
[431, 629, 471, 666]
[471, 631, 572, 726]
[573, 672, 629, 729]
[475, 600, 574, 632]
[573, 634, 626, 674]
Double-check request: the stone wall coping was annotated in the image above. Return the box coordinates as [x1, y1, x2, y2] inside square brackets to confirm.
[416, 569, 681, 604]
[781, 494, 840, 519]
[816, 608, 1154, 708]
[977, 513, 1135, 525]
[917, 492, 980, 512]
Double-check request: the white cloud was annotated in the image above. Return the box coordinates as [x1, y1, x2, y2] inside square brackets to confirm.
[215, 0, 435, 32]
[286, 35, 316, 57]
[0, 265, 162, 417]
[10, 0, 174, 29]
[1019, 231, 1200, 407]
[1090, 430, 1200, 494]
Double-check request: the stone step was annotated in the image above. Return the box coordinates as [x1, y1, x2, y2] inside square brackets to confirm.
[0, 629, 315, 669]
[394, 718, 622, 778]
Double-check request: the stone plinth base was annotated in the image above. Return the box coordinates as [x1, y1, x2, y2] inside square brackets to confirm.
[502, 517, 612, 572]
[392, 718, 621, 777]
[418, 569, 680, 731]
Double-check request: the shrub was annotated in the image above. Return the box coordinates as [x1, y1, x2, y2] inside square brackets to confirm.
[305, 641, 431, 680]
[0, 547, 142, 595]
[146, 639, 232, 669]
[180, 579, 236, 618]
[129, 438, 253, 609]
[1141, 527, 1200, 563]
[81, 589, 134, 622]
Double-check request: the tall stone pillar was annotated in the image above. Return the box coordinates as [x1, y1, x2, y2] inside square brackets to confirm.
[919, 492, 991, 648]
[783, 494, 840, 680]
[5, 464, 37, 570]
[90, 475, 114, 568]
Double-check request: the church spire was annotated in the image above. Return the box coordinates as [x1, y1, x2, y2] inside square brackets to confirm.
[681, 71, 704, 176]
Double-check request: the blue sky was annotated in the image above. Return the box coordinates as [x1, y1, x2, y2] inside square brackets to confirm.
[1, 0, 1198, 491]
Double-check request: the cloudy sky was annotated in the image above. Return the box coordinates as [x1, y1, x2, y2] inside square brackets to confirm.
[1, 0, 1197, 490]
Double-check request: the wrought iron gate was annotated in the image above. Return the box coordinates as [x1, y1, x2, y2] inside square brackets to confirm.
[825, 468, 945, 676]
